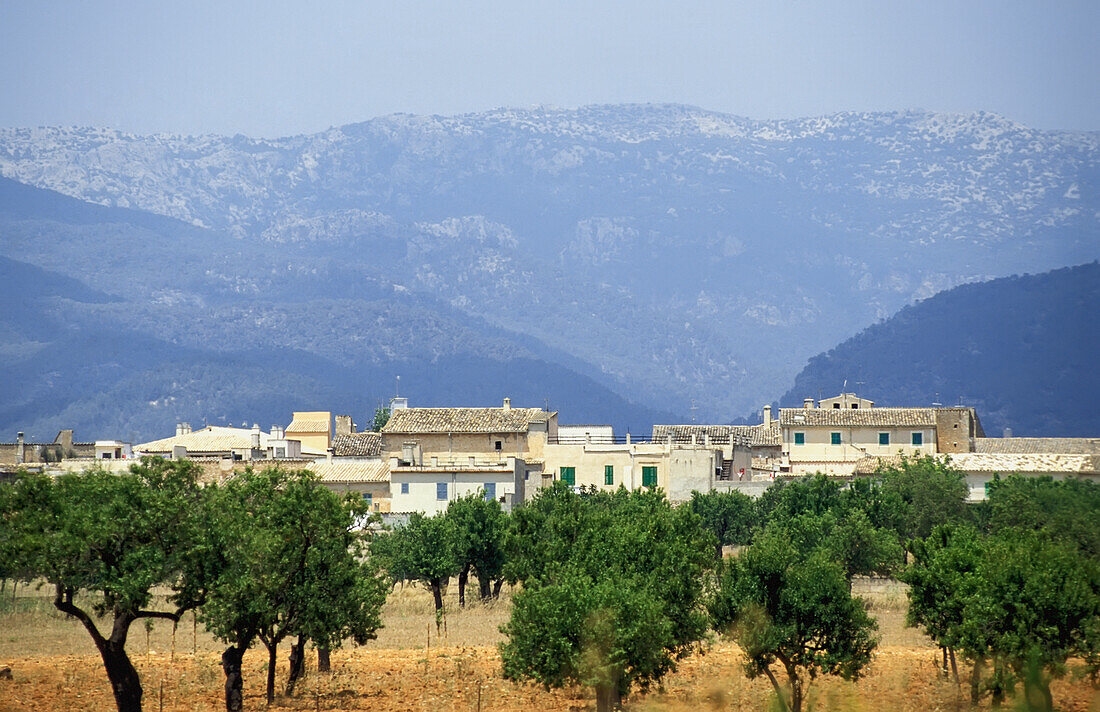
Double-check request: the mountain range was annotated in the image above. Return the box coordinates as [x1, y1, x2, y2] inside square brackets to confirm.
[0, 105, 1096, 440]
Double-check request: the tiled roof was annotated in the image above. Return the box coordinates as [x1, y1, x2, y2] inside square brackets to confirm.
[332, 432, 383, 457]
[651, 424, 781, 447]
[974, 438, 1100, 455]
[852, 453, 1100, 476]
[780, 408, 937, 428]
[137, 426, 271, 453]
[948, 452, 1100, 474]
[286, 416, 331, 433]
[307, 460, 390, 483]
[382, 407, 553, 434]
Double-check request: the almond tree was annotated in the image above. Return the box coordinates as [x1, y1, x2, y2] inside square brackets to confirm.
[708, 527, 878, 712]
[0, 460, 207, 712]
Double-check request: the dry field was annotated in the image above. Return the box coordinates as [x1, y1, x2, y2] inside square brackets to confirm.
[0, 581, 1096, 712]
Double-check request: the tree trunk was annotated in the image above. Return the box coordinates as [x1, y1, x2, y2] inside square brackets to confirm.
[790, 672, 803, 712]
[458, 566, 469, 607]
[285, 635, 306, 696]
[317, 646, 331, 673]
[1023, 676, 1053, 712]
[99, 638, 144, 712]
[492, 579, 503, 599]
[594, 682, 622, 712]
[430, 579, 444, 626]
[948, 647, 959, 684]
[970, 656, 985, 707]
[941, 646, 949, 678]
[761, 665, 790, 712]
[221, 644, 247, 712]
[264, 639, 278, 704]
[478, 574, 492, 601]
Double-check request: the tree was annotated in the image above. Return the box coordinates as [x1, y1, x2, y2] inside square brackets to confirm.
[960, 531, 1099, 711]
[903, 524, 987, 702]
[983, 475, 1100, 557]
[0, 460, 206, 712]
[877, 456, 969, 545]
[687, 489, 756, 559]
[708, 529, 878, 712]
[372, 406, 391, 431]
[446, 492, 508, 604]
[198, 468, 388, 709]
[372, 511, 460, 628]
[501, 485, 714, 712]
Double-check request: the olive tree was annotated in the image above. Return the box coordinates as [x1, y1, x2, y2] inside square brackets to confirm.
[372, 511, 460, 628]
[199, 468, 388, 709]
[687, 489, 756, 559]
[0, 460, 206, 712]
[708, 528, 878, 712]
[445, 491, 508, 604]
[501, 485, 713, 712]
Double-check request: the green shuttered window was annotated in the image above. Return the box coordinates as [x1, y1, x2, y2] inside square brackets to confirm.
[831, 432, 842, 445]
[604, 464, 614, 485]
[879, 432, 890, 446]
[642, 466, 657, 487]
[794, 432, 805, 445]
[560, 466, 575, 486]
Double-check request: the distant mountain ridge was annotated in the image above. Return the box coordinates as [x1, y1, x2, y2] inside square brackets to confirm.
[780, 262, 1100, 436]
[0, 105, 1096, 424]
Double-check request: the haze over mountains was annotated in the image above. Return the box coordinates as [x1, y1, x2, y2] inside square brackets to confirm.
[0, 105, 1096, 440]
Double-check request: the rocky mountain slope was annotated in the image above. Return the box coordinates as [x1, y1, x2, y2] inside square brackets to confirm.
[1, 105, 1096, 422]
[0, 178, 676, 441]
[780, 262, 1100, 436]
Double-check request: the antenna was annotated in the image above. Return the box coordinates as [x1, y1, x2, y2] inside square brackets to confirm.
[395, 375, 400, 398]
[690, 399, 698, 424]
[842, 378, 848, 392]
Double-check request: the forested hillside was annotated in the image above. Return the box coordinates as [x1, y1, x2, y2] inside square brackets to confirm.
[781, 263, 1100, 436]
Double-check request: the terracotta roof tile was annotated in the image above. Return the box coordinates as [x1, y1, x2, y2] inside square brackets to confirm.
[974, 438, 1100, 455]
[651, 424, 781, 447]
[332, 432, 382, 457]
[381, 407, 553, 434]
[780, 408, 937, 428]
[308, 460, 390, 483]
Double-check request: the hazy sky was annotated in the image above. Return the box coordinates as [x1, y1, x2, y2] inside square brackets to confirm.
[1, 1, 1096, 137]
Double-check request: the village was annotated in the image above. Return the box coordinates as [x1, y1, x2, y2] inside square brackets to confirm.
[4, 392, 1098, 514]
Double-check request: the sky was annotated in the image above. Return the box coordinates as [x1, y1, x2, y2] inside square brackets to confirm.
[0, 0, 1096, 137]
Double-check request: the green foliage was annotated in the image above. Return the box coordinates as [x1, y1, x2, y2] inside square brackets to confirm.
[687, 489, 756, 558]
[877, 456, 969, 544]
[198, 468, 388, 703]
[983, 475, 1100, 557]
[0, 458, 208, 712]
[372, 511, 460, 615]
[753, 475, 904, 581]
[372, 407, 391, 431]
[904, 524, 1100, 709]
[500, 485, 713, 709]
[709, 529, 878, 712]
[446, 491, 508, 599]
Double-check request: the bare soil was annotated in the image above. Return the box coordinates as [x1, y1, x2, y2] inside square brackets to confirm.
[0, 582, 1095, 711]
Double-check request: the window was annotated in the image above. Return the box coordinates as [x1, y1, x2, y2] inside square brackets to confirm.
[436, 482, 448, 500]
[560, 466, 575, 486]
[851, 403, 859, 409]
[831, 432, 842, 445]
[833, 403, 841, 409]
[484, 482, 496, 501]
[878, 432, 890, 446]
[400, 482, 409, 495]
[642, 466, 658, 487]
[912, 432, 923, 446]
[362, 492, 373, 507]
[494, 440, 502, 451]
[604, 464, 614, 486]
[793, 432, 805, 445]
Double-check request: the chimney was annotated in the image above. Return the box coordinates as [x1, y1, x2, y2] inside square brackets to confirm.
[335, 414, 354, 436]
[763, 405, 772, 426]
[390, 397, 408, 411]
[251, 423, 261, 449]
[176, 422, 184, 436]
[181, 422, 192, 435]
[1002, 427, 1013, 438]
[803, 398, 815, 409]
[271, 425, 284, 440]
[16, 432, 25, 464]
[503, 397, 511, 411]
